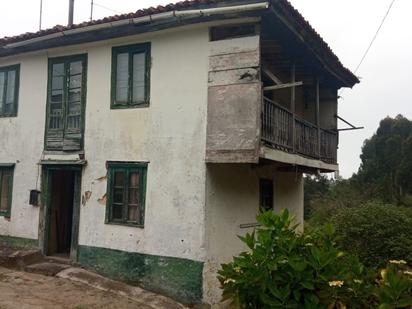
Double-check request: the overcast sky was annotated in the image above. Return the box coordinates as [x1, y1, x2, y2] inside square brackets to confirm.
[0, 0, 411, 178]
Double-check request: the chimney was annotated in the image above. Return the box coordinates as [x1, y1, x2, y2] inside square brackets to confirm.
[68, 0, 74, 26]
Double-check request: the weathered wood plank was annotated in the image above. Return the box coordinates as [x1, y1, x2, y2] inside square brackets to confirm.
[210, 35, 259, 56]
[206, 83, 261, 163]
[209, 50, 259, 71]
[263, 81, 303, 91]
[208, 68, 259, 87]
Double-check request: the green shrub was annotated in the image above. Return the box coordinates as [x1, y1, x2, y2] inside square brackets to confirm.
[377, 260, 412, 308]
[218, 210, 375, 308]
[330, 203, 412, 267]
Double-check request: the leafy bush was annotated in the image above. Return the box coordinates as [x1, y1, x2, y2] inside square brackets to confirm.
[330, 203, 412, 267]
[377, 260, 412, 309]
[218, 210, 412, 308]
[218, 210, 375, 308]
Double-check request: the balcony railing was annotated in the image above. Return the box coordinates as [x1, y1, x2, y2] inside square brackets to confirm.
[262, 97, 338, 165]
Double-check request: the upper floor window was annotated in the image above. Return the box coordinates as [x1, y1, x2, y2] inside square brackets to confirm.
[0, 64, 20, 117]
[105, 162, 147, 227]
[45, 54, 87, 151]
[111, 43, 151, 109]
[0, 165, 14, 217]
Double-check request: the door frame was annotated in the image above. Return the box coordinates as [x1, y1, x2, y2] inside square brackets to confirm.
[39, 164, 82, 261]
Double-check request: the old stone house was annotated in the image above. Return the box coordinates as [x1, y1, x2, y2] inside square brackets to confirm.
[0, 0, 358, 305]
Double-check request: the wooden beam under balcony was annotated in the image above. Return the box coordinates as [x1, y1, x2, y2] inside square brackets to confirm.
[263, 81, 303, 91]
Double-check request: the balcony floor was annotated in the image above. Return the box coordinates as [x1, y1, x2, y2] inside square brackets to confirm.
[260, 145, 339, 172]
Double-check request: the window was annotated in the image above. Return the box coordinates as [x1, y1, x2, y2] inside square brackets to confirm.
[0, 165, 14, 217]
[0, 64, 20, 117]
[45, 54, 87, 151]
[106, 162, 147, 226]
[210, 24, 257, 41]
[259, 178, 273, 212]
[111, 43, 151, 108]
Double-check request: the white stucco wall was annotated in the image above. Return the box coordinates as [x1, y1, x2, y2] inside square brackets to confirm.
[79, 27, 210, 261]
[0, 25, 211, 262]
[0, 54, 47, 239]
[203, 164, 303, 304]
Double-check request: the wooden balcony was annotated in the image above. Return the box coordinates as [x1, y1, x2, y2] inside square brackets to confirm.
[261, 97, 338, 165]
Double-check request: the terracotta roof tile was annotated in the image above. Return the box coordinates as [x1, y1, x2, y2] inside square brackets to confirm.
[0, 0, 358, 85]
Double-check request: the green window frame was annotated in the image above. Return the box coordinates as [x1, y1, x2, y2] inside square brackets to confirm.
[259, 178, 273, 212]
[0, 64, 20, 117]
[105, 162, 147, 227]
[111, 43, 151, 109]
[45, 54, 87, 151]
[0, 164, 15, 217]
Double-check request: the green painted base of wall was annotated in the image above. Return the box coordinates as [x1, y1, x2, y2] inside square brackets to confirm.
[0, 235, 38, 248]
[78, 245, 203, 304]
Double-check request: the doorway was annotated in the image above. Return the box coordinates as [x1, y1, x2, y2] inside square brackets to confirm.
[41, 166, 81, 261]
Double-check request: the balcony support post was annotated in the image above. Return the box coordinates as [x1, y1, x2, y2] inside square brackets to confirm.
[291, 62, 296, 153]
[316, 77, 321, 159]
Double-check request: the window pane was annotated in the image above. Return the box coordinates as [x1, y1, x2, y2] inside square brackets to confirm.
[69, 75, 81, 89]
[70, 61, 82, 75]
[132, 53, 146, 103]
[53, 63, 64, 76]
[128, 172, 140, 222]
[0, 170, 12, 212]
[112, 170, 125, 220]
[113, 188, 124, 204]
[114, 171, 124, 187]
[0, 72, 4, 111]
[113, 206, 123, 220]
[128, 205, 139, 222]
[67, 61, 83, 131]
[49, 63, 64, 129]
[5, 70, 16, 112]
[116, 53, 129, 103]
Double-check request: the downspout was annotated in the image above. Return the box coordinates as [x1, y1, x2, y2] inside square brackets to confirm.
[4, 2, 269, 49]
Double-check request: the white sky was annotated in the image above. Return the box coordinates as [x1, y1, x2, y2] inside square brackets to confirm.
[0, 0, 411, 178]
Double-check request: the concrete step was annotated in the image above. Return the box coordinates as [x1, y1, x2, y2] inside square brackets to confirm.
[45, 255, 72, 265]
[24, 262, 71, 276]
[4, 249, 43, 269]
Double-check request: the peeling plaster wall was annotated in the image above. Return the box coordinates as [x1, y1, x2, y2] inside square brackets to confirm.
[0, 25, 210, 263]
[78, 27, 210, 262]
[203, 164, 303, 304]
[0, 55, 47, 240]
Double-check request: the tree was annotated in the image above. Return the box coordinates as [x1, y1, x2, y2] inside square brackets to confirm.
[353, 115, 412, 204]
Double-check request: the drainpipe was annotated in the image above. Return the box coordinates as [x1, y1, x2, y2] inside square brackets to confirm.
[5, 2, 269, 48]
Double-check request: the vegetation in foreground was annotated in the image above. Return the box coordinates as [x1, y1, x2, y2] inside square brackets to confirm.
[305, 115, 412, 267]
[218, 210, 412, 309]
[218, 115, 412, 308]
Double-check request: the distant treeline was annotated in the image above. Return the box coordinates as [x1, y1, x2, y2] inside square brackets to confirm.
[304, 114, 412, 267]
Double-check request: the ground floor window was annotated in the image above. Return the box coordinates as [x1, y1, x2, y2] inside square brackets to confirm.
[105, 162, 147, 226]
[0, 165, 14, 217]
[259, 178, 273, 212]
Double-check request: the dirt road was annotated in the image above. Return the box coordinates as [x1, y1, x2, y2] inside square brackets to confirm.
[0, 266, 167, 309]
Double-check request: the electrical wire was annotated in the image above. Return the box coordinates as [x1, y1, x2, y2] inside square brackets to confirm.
[353, 0, 396, 74]
[340, 0, 396, 97]
[92, 2, 123, 15]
